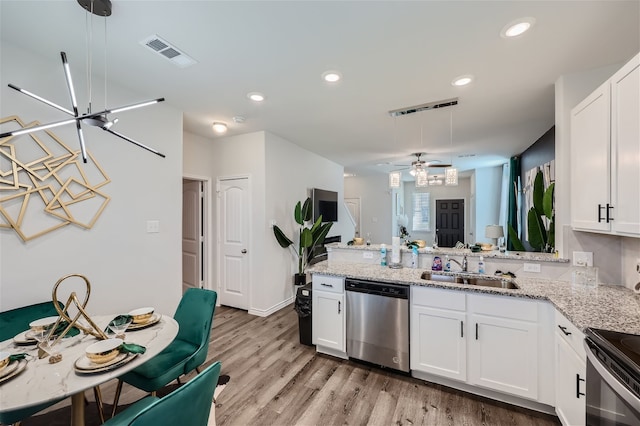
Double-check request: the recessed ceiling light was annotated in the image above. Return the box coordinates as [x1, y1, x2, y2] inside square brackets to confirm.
[452, 75, 474, 87]
[501, 17, 535, 38]
[212, 122, 228, 133]
[322, 70, 342, 83]
[247, 92, 265, 102]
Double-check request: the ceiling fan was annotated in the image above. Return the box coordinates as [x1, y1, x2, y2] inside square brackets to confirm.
[392, 152, 451, 174]
[0, 0, 165, 163]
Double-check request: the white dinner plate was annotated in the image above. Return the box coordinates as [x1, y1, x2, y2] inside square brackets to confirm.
[74, 353, 137, 374]
[12, 330, 37, 345]
[127, 314, 161, 331]
[28, 316, 59, 329]
[0, 359, 28, 384]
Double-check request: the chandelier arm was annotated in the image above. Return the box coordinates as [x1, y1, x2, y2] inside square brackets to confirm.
[103, 128, 166, 158]
[0, 117, 77, 139]
[60, 52, 80, 117]
[75, 121, 88, 163]
[7, 84, 75, 116]
[105, 98, 165, 114]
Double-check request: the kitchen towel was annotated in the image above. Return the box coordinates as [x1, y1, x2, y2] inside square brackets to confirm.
[391, 236, 401, 264]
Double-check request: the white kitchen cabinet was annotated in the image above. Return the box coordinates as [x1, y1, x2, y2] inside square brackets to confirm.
[411, 287, 467, 381]
[571, 52, 640, 236]
[555, 311, 586, 426]
[311, 274, 346, 357]
[468, 294, 539, 400]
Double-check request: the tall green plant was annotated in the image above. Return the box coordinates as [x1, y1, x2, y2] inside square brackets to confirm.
[508, 170, 555, 253]
[273, 197, 333, 274]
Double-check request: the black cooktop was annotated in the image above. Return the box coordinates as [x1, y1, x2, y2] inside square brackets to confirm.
[586, 328, 640, 380]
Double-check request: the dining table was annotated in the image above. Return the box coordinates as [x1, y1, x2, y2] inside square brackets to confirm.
[0, 314, 179, 426]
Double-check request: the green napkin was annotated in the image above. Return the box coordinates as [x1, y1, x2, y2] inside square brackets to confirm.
[46, 320, 80, 338]
[104, 315, 133, 334]
[119, 343, 146, 355]
[9, 353, 27, 362]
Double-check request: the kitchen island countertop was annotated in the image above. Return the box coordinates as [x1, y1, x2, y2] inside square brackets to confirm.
[309, 261, 640, 335]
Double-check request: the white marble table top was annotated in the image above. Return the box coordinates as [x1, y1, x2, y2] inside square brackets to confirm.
[0, 314, 178, 415]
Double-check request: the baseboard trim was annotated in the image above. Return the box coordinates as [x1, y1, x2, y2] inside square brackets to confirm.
[248, 296, 294, 317]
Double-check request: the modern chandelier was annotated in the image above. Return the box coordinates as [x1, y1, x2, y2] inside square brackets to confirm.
[0, 0, 165, 163]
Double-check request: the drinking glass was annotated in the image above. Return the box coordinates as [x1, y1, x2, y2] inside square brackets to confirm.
[108, 316, 132, 339]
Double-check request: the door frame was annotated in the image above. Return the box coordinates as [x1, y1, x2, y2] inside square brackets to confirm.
[183, 174, 213, 291]
[216, 174, 252, 310]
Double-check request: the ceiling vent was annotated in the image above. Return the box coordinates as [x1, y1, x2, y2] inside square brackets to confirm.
[140, 35, 197, 68]
[388, 97, 458, 117]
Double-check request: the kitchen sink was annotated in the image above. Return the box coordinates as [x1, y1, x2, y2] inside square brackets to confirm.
[420, 271, 518, 290]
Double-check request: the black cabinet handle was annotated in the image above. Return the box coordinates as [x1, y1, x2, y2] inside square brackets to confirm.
[598, 204, 604, 222]
[460, 321, 464, 338]
[475, 323, 478, 340]
[576, 374, 585, 398]
[338, 301, 341, 314]
[558, 325, 572, 336]
[321, 283, 334, 288]
[606, 204, 614, 222]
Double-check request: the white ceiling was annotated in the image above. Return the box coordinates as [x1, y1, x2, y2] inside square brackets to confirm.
[1, 1, 638, 177]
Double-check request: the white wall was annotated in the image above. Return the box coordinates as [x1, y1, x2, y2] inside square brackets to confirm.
[344, 174, 393, 244]
[0, 42, 183, 315]
[473, 166, 503, 244]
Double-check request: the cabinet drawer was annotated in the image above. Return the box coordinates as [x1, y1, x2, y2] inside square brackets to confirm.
[411, 286, 465, 311]
[468, 293, 537, 322]
[312, 274, 344, 293]
[555, 310, 586, 359]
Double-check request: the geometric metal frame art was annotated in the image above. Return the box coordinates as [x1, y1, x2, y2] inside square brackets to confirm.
[0, 115, 110, 242]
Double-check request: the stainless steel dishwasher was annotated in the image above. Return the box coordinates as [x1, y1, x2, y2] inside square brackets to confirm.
[345, 278, 409, 372]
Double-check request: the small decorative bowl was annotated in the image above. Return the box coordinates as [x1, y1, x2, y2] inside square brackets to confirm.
[414, 240, 427, 248]
[86, 338, 122, 364]
[0, 352, 10, 371]
[353, 237, 364, 245]
[128, 307, 155, 324]
[28, 316, 59, 332]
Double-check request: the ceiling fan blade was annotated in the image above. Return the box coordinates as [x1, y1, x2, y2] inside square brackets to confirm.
[0, 117, 78, 139]
[106, 98, 165, 115]
[60, 52, 80, 117]
[103, 128, 166, 158]
[7, 84, 74, 116]
[75, 121, 88, 163]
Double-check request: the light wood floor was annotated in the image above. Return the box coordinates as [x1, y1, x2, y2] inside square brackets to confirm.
[26, 304, 561, 426]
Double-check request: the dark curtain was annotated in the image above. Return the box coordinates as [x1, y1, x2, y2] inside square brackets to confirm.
[507, 156, 521, 250]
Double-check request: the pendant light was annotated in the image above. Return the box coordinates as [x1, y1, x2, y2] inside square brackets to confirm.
[445, 109, 458, 186]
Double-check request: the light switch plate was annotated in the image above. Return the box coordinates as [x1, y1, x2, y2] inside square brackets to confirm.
[146, 220, 160, 233]
[363, 251, 374, 259]
[523, 263, 541, 273]
[573, 251, 593, 266]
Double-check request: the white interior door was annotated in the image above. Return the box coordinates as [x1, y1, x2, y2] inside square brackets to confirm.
[344, 198, 361, 237]
[218, 177, 250, 310]
[182, 179, 203, 293]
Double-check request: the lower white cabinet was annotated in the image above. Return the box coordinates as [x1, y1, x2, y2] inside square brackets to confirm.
[555, 311, 586, 426]
[311, 274, 346, 356]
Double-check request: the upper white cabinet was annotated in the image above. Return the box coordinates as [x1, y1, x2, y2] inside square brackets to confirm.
[571, 53, 640, 236]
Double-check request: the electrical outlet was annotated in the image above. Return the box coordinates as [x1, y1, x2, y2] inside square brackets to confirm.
[523, 263, 541, 273]
[363, 251, 374, 259]
[573, 251, 593, 267]
[146, 220, 160, 233]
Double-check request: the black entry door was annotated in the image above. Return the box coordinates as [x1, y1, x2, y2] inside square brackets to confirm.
[436, 199, 465, 247]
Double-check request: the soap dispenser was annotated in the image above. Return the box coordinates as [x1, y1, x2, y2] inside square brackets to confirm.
[478, 256, 485, 274]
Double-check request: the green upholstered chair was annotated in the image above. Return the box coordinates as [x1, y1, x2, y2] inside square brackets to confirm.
[0, 301, 66, 425]
[104, 361, 221, 426]
[111, 288, 217, 414]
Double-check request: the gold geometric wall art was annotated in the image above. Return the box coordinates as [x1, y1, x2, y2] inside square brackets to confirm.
[0, 115, 111, 242]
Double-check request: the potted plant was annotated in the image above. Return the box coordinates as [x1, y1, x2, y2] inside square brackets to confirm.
[273, 197, 333, 286]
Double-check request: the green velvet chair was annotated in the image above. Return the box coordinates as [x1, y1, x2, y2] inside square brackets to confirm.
[0, 301, 66, 425]
[104, 361, 221, 426]
[111, 288, 217, 414]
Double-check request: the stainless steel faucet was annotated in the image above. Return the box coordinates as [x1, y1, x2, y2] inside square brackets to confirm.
[449, 254, 468, 272]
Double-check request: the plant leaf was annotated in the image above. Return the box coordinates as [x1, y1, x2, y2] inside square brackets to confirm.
[301, 197, 313, 222]
[543, 182, 555, 220]
[300, 227, 313, 248]
[294, 201, 303, 225]
[273, 225, 293, 248]
[547, 218, 555, 252]
[507, 224, 526, 251]
[532, 171, 544, 216]
[527, 207, 546, 251]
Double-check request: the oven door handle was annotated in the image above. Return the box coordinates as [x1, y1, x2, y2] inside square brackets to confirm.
[585, 341, 639, 409]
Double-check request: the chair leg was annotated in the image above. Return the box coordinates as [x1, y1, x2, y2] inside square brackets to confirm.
[93, 386, 106, 424]
[111, 379, 124, 419]
[195, 365, 202, 374]
[151, 390, 157, 397]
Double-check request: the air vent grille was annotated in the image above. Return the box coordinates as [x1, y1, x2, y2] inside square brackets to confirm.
[140, 35, 197, 68]
[389, 98, 459, 117]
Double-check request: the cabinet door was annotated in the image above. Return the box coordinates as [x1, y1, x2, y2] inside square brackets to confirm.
[611, 53, 640, 236]
[571, 82, 611, 232]
[312, 291, 345, 351]
[411, 305, 467, 381]
[556, 334, 587, 426]
[468, 314, 538, 399]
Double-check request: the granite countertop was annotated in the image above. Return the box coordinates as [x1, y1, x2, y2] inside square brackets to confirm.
[309, 261, 640, 335]
[327, 243, 570, 263]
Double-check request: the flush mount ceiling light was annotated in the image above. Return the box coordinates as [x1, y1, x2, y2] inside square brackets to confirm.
[451, 75, 474, 87]
[247, 92, 265, 102]
[0, 0, 165, 162]
[501, 17, 536, 38]
[322, 70, 342, 83]
[212, 122, 228, 134]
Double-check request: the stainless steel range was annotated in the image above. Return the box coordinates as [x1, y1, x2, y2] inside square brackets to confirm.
[584, 328, 640, 425]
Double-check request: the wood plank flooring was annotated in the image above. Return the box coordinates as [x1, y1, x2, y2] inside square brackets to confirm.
[23, 304, 561, 426]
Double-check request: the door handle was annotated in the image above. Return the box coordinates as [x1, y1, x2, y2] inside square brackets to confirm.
[606, 204, 614, 222]
[241, 249, 247, 254]
[475, 323, 478, 340]
[598, 204, 604, 223]
[460, 321, 464, 338]
[338, 301, 341, 314]
[558, 325, 572, 336]
[576, 373, 585, 398]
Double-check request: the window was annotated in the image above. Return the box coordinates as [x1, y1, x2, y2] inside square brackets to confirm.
[412, 192, 430, 231]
